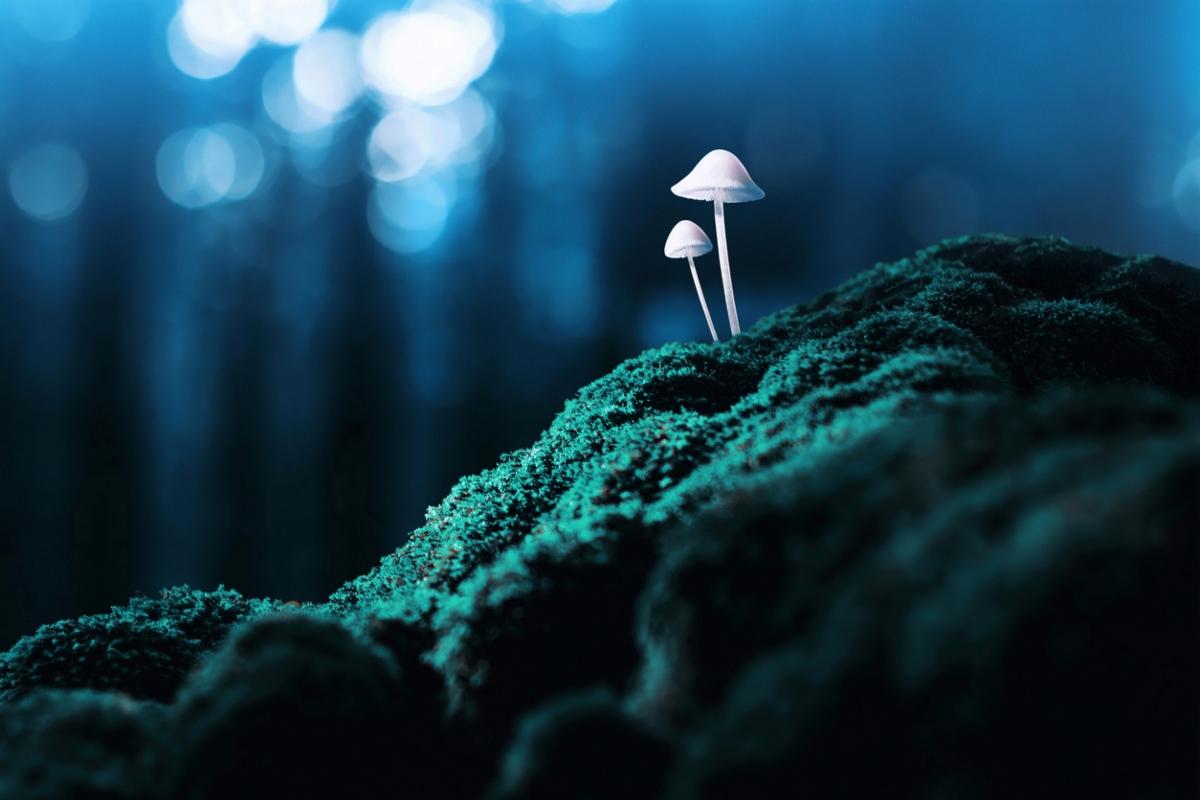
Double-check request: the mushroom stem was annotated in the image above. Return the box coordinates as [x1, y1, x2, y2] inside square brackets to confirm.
[688, 255, 719, 342]
[713, 198, 742, 335]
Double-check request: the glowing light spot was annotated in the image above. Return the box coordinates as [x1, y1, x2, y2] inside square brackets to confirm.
[11, 0, 91, 43]
[180, 0, 257, 59]
[157, 126, 265, 208]
[248, 0, 328, 46]
[209, 123, 266, 200]
[8, 143, 88, 222]
[157, 129, 234, 208]
[166, 18, 235, 80]
[1172, 159, 1200, 233]
[361, 1, 498, 107]
[293, 30, 363, 115]
[366, 91, 496, 183]
[543, 0, 617, 14]
[263, 56, 338, 134]
[368, 108, 445, 182]
[166, 5, 248, 80]
[439, 89, 497, 167]
[367, 116, 424, 183]
[169, 0, 328, 79]
[368, 176, 452, 253]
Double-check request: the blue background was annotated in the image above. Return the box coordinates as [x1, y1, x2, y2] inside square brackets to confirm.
[3, 0, 1200, 645]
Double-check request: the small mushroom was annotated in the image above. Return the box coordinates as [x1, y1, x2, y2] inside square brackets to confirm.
[664, 220, 719, 342]
[671, 149, 764, 336]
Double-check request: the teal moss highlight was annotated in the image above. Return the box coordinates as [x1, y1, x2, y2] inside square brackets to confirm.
[1, 235, 1197, 798]
[0, 586, 281, 703]
[331, 234, 1200, 718]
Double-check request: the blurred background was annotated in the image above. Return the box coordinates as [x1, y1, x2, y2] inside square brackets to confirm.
[3, 0, 1200, 646]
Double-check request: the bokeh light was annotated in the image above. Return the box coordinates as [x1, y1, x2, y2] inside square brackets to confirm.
[156, 125, 264, 208]
[1171, 158, 1200, 233]
[367, 110, 436, 183]
[542, 0, 618, 14]
[169, 0, 329, 80]
[11, 0, 91, 43]
[180, 0, 256, 61]
[263, 56, 339, 135]
[293, 29, 363, 115]
[439, 90, 497, 169]
[368, 176, 453, 253]
[248, 0, 328, 46]
[7, 143, 89, 222]
[164, 0, 503, 249]
[210, 123, 267, 200]
[366, 91, 496, 183]
[167, 8, 249, 79]
[361, 1, 498, 107]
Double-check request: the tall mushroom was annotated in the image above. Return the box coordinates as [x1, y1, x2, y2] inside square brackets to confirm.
[671, 149, 764, 336]
[664, 220, 719, 342]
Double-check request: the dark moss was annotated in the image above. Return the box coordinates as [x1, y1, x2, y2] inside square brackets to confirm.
[1, 235, 1197, 798]
[408, 237, 1198, 742]
[339, 235, 1198, 630]
[0, 689, 167, 799]
[639, 389, 1200, 798]
[0, 587, 278, 703]
[169, 614, 419, 799]
[487, 689, 674, 800]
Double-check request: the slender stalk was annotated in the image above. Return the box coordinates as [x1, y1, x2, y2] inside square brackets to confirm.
[689, 255, 719, 342]
[713, 198, 741, 335]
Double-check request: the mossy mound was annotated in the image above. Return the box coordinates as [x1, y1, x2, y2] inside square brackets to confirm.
[1, 235, 1196, 798]
[0, 587, 280, 704]
[640, 388, 1199, 798]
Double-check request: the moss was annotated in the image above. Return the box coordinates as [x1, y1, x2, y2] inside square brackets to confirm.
[168, 614, 420, 799]
[638, 389, 1200, 798]
[0, 689, 168, 799]
[397, 235, 1198, 736]
[487, 689, 673, 800]
[344, 235, 1197, 633]
[0, 587, 280, 704]
[1, 235, 1197, 798]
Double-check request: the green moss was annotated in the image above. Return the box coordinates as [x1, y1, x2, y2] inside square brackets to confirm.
[0, 689, 168, 799]
[0, 587, 280, 703]
[2, 235, 1197, 798]
[342, 235, 1196, 618]
[648, 390, 1199, 798]
[348, 235, 1197, 724]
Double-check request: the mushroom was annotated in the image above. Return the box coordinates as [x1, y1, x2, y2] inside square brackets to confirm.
[664, 220, 719, 342]
[671, 149, 764, 336]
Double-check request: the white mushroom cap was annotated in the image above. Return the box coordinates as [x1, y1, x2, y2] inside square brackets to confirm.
[664, 220, 713, 259]
[671, 149, 765, 203]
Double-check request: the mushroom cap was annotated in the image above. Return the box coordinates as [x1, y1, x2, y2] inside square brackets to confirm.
[671, 149, 765, 203]
[664, 220, 713, 259]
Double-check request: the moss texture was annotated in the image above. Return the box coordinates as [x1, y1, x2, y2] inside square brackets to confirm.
[0, 587, 281, 704]
[1, 235, 1197, 798]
